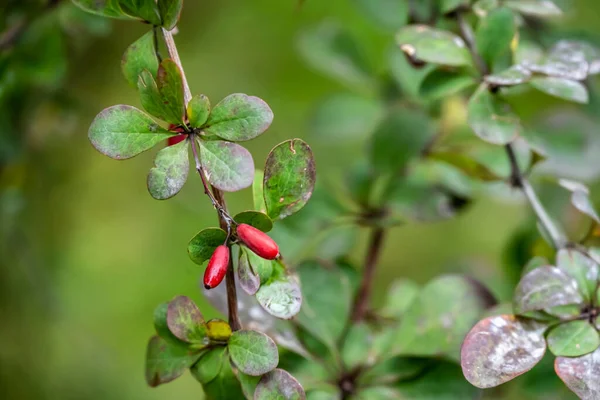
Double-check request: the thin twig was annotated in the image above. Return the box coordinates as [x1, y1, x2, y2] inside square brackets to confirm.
[351, 228, 386, 322]
[162, 27, 242, 330]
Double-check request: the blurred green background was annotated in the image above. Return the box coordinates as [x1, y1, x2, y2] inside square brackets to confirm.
[2, 0, 600, 398]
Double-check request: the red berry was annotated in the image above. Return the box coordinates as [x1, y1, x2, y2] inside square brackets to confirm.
[167, 134, 186, 146]
[236, 224, 279, 260]
[204, 245, 230, 289]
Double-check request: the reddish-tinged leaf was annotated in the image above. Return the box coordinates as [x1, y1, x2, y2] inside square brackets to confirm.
[555, 347, 600, 399]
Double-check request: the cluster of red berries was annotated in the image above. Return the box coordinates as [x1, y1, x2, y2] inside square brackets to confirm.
[203, 224, 279, 290]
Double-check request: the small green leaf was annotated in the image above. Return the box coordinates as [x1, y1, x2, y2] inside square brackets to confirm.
[297, 22, 375, 91]
[158, 0, 183, 30]
[548, 321, 600, 357]
[263, 139, 316, 220]
[473, 0, 500, 17]
[254, 369, 305, 400]
[253, 169, 267, 213]
[122, 31, 159, 87]
[359, 356, 428, 386]
[187, 94, 211, 128]
[397, 361, 480, 399]
[419, 69, 476, 100]
[199, 140, 255, 192]
[467, 84, 520, 145]
[138, 70, 167, 122]
[351, 0, 409, 31]
[461, 315, 547, 388]
[206, 319, 232, 342]
[187, 228, 227, 266]
[379, 279, 420, 318]
[156, 59, 186, 125]
[72, 0, 127, 18]
[201, 350, 245, 400]
[555, 347, 600, 399]
[119, 0, 161, 25]
[238, 249, 261, 296]
[228, 330, 279, 376]
[166, 296, 207, 344]
[234, 211, 273, 233]
[559, 179, 600, 223]
[439, 0, 471, 14]
[475, 7, 516, 66]
[513, 266, 584, 315]
[525, 40, 589, 81]
[529, 77, 589, 104]
[191, 346, 226, 385]
[256, 272, 302, 319]
[236, 371, 261, 399]
[556, 248, 599, 302]
[396, 25, 472, 67]
[485, 65, 532, 87]
[204, 93, 273, 141]
[429, 151, 501, 181]
[504, 0, 561, 17]
[245, 247, 274, 284]
[153, 302, 186, 346]
[147, 138, 189, 200]
[341, 323, 371, 370]
[145, 335, 202, 387]
[88, 105, 174, 159]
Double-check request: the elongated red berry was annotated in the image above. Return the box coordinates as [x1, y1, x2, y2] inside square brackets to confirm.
[204, 245, 230, 289]
[236, 224, 279, 260]
[167, 135, 186, 146]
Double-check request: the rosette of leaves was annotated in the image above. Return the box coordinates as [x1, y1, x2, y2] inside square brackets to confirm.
[461, 248, 600, 398]
[146, 295, 305, 399]
[188, 139, 316, 318]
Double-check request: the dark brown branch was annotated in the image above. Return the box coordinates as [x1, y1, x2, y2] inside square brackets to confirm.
[351, 228, 386, 322]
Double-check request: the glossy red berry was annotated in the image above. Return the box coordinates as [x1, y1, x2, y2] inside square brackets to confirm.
[167, 135, 186, 146]
[236, 224, 279, 260]
[204, 245, 230, 290]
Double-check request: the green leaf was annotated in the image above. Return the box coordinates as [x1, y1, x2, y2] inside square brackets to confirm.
[556, 248, 599, 303]
[461, 315, 547, 388]
[397, 361, 480, 399]
[547, 320, 600, 357]
[156, 59, 186, 125]
[263, 139, 316, 220]
[555, 347, 600, 399]
[256, 271, 302, 319]
[253, 169, 267, 213]
[310, 93, 385, 141]
[359, 356, 428, 386]
[198, 140, 255, 192]
[525, 40, 589, 81]
[191, 346, 226, 385]
[254, 369, 305, 400]
[153, 302, 186, 346]
[204, 93, 273, 141]
[341, 323, 371, 370]
[485, 65, 532, 87]
[394, 275, 496, 361]
[187, 94, 211, 128]
[370, 108, 436, 174]
[396, 25, 472, 67]
[379, 279, 420, 318]
[121, 31, 159, 87]
[467, 84, 520, 145]
[119, 0, 161, 25]
[245, 248, 274, 284]
[296, 261, 352, 351]
[504, 0, 561, 17]
[513, 266, 584, 315]
[429, 151, 501, 181]
[138, 70, 167, 122]
[351, 0, 408, 31]
[145, 335, 202, 387]
[187, 228, 227, 266]
[238, 248, 261, 296]
[72, 0, 127, 18]
[473, 0, 500, 17]
[228, 330, 279, 376]
[206, 319, 232, 342]
[439, 0, 471, 14]
[297, 22, 375, 92]
[166, 296, 207, 344]
[419, 69, 476, 100]
[529, 77, 589, 104]
[475, 7, 516, 66]
[236, 371, 261, 399]
[201, 350, 245, 400]
[88, 105, 174, 159]
[158, 0, 183, 30]
[147, 138, 189, 200]
[234, 211, 273, 233]
[522, 256, 551, 277]
[559, 179, 600, 223]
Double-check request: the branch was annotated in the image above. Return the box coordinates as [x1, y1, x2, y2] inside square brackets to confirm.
[350, 227, 386, 322]
[455, 12, 565, 250]
[162, 28, 242, 331]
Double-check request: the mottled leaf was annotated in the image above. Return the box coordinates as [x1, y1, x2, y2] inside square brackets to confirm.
[504, 0, 561, 17]
[255, 369, 306, 400]
[419, 69, 476, 100]
[547, 320, 600, 357]
[555, 347, 600, 400]
[88, 105, 174, 159]
[228, 330, 279, 376]
[467, 84, 520, 145]
[156, 59, 186, 125]
[206, 319, 232, 342]
[147, 138, 189, 200]
[559, 179, 600, 223]
[145, 335, 202, 387]
[524, 40, 590, 81]
[203, 94, 273, 141]
[166, 296, 207, 344]
[351, 0, 409, 30]
[187, 228, 227, 266]
[513, 266, 584, 315]
[396, 25, 472, 67]
[476, 7, 516, 66]
[234, 211, 273, 233]
[199, 140, 254, 192]
[238, 248, 261, 296]
[153, 302, 186, 346]
[461, 315, 547, 388]
[556, 248, 599, 302]
[529, 77, 589, 104]
[121, 31, 159, 87]
[187, 94, 211, 128]
[158, 0, 183, 30]
[255, 272, 302, 319]
[263, 139, 316, 220]
[485, 65, 532, 87]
